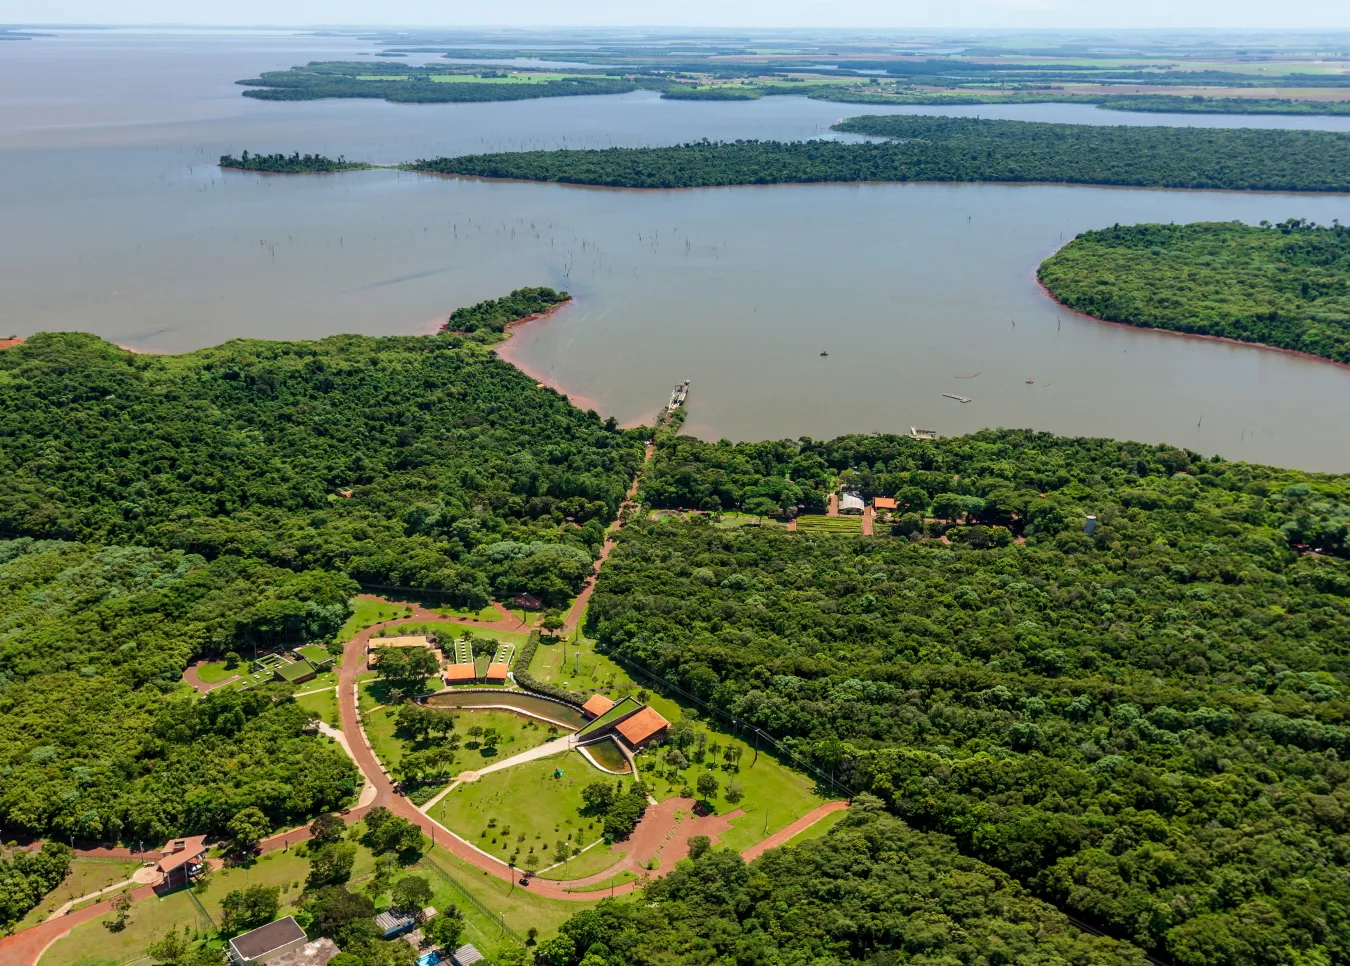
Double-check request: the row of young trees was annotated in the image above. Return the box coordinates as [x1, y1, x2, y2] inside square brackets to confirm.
[218, 151, 368, 173]
[411, 117, 1350, 192]
[1039, 219, 1350, 363]
[585, 429, 1350, 966]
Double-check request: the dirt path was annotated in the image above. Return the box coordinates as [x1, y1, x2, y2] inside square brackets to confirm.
[739, 801, 850, 862]
[181, 660, 239, 693]
[826, 492, 839, 516]
[861, 506, 874, 537]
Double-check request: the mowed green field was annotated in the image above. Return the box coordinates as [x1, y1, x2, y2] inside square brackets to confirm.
[15, 856, 141, 931]
[431, 751, 614, 867]
[363, 704, 559, 774]
[794, 514, 862, 534]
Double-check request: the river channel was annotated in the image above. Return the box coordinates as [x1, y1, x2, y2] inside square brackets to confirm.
[4, 30, 1350, 471]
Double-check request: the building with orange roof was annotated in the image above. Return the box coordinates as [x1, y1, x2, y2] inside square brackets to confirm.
[484, 663, 510, 684]
[157, 834, 209, 889]
[613, 706, 670, 751]
[443, 664, 477, 685]
[581, 694, 615, 719]
[873, 497, 897, 511]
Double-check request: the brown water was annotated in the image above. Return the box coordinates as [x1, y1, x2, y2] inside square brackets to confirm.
[4, 30, 1350, 471]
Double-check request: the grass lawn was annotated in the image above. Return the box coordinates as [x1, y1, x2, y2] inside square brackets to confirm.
[530, 632, 632, 693]
[433, 604, 504, 622]
[538, 841, 627, 881]
[40, 889, 200, 966]
[16, 856, 141, 930]
[340, 598, 414, 641]
[292, 668, 338, 693]
[294, 687, 339, 728]
[563, 870, 638, 893]
[782, 806, 849, 849]
[192, 660, 236, 684]
[364, 706, 558, 776]
[419, 849, 598, 945]
[638, 723, 833, 854]
[357, 676, 441, 714]
[431, 751, 616, 870]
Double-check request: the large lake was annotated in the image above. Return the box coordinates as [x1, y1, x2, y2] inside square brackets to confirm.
[4, 30, 1350, 471]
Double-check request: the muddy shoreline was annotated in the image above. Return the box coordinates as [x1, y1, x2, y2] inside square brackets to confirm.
[482, 299, 610, 415]
[1032, 271, 1350, 373]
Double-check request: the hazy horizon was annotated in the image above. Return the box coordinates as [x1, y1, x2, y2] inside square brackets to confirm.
[3, 1, 1349, 31]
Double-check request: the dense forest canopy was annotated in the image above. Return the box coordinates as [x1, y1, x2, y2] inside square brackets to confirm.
[0, 331, 645, 606]
[0, 538, 359, 848]
[412, 117, 1350, 192]
[544, 806, 1149, 966]
[236, 62, 647, 103]
[591, 429, 1350, 965]
[443, 286, 571, 337]
[1039, 219, 1350, 363]
[218, 150, 370, 173]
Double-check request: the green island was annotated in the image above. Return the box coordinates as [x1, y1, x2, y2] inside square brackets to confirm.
[237, 62, 649, 103]
[218, 150, 372, 173]
[1039, 219, 1350, 364]
[444, 286, 572, 338]
[410, 116, 1350, 192]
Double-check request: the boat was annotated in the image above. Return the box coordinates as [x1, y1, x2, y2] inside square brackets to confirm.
[942, 393, 971, 404]
[820, 351, 829, 357]
[910, 427, 939, 440]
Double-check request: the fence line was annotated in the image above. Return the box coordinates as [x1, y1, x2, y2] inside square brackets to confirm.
[186, 887, 216, 933]
[418, 855, 524, 946]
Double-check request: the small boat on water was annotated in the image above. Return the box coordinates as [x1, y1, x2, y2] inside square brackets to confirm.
[820, 351, 829, 357]
[1025, 379, 1035, 384]
[942, 393, 972, 404]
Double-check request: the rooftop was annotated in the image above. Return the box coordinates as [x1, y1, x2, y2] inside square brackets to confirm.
[839, 492, 865, 512]
[266, 938, 342, 966]
[614, 706, 670, 747]
[484, 663, 510, 682]
[873, 497, 897, 510]
[374, 910, 416, 936]
[444, 664, 477, 683]
[229, 916, 307, 962]
[452, 944, 484, 966]
[156, 834, 208, 874]
[581, 694, 615, 718]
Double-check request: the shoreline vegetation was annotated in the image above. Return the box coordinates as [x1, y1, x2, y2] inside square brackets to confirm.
[218, 150, 372, 172]
[442, 286, 572, 340]
[235, 59, 1350, 117]
[1038, 219, 1350, 364]
[409, 116, 1350, 192]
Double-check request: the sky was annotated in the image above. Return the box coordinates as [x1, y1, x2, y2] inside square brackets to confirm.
[4, 0, 1349, 30]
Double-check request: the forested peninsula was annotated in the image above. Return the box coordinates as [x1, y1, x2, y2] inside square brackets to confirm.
[411, 116, 1350, 192]
[1039, 219, 1350, 364]
[443, 286, 571, 338]
[238, 62, 647, 102]
[591, 429, 1350, 966]
[219, 150, 371, 172]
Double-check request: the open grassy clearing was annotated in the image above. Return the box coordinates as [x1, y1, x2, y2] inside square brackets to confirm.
[529, 632, 632, 693]
[294, 687, 339, 728]
[782, 806, 849, 848]
[16, 856, 142, 930]
[538, 841, 627, 881]
[420, 850, 598, 943]
[41, 889, 201, 966]
[431, 752, 613, 869]
[364, 705, 560, 775]
[191, 660, 234, 684]
[432, 603, 503, 622]
[357, 675, 441, 714]
[339, 598, 414, 641]
[562, 870, 638, 893]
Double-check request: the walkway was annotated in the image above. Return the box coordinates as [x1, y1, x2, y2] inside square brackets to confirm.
[416, 734, 576, 813]
[861, 505, 875, 537]
[739, 801, 849, 861]
[181, 661, 238, 693]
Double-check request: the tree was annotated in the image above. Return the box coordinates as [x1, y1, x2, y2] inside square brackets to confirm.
[686, 835, 711, 860]
[724, 779, 744, 804]
[220, 885, 280, 934]
[664, 748, 689, 771]
[523, 853, 541, 877]
[147, 927, 225, 966]
[424, 909, 464, 950]
[307, 841, 357, 887]
[376, 647, 440, 681]
[391, 875, 434, 916]
[310, 812, 346, 847]
[227, 806, 270, 853]
[103, 890, 133, 932]
[305, 885, 376, 943]
[696, 772, 719, 803]
[541, 612, 566, 636]
[580, 781, 616, 813]
[364, 815, 424, 856]
[670, 720, 697, 751]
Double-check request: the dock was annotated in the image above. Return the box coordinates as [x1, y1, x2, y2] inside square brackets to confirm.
[942, 393, 971, 404]
[910, 427, 940, 440]
[668, 379, 690, 409]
